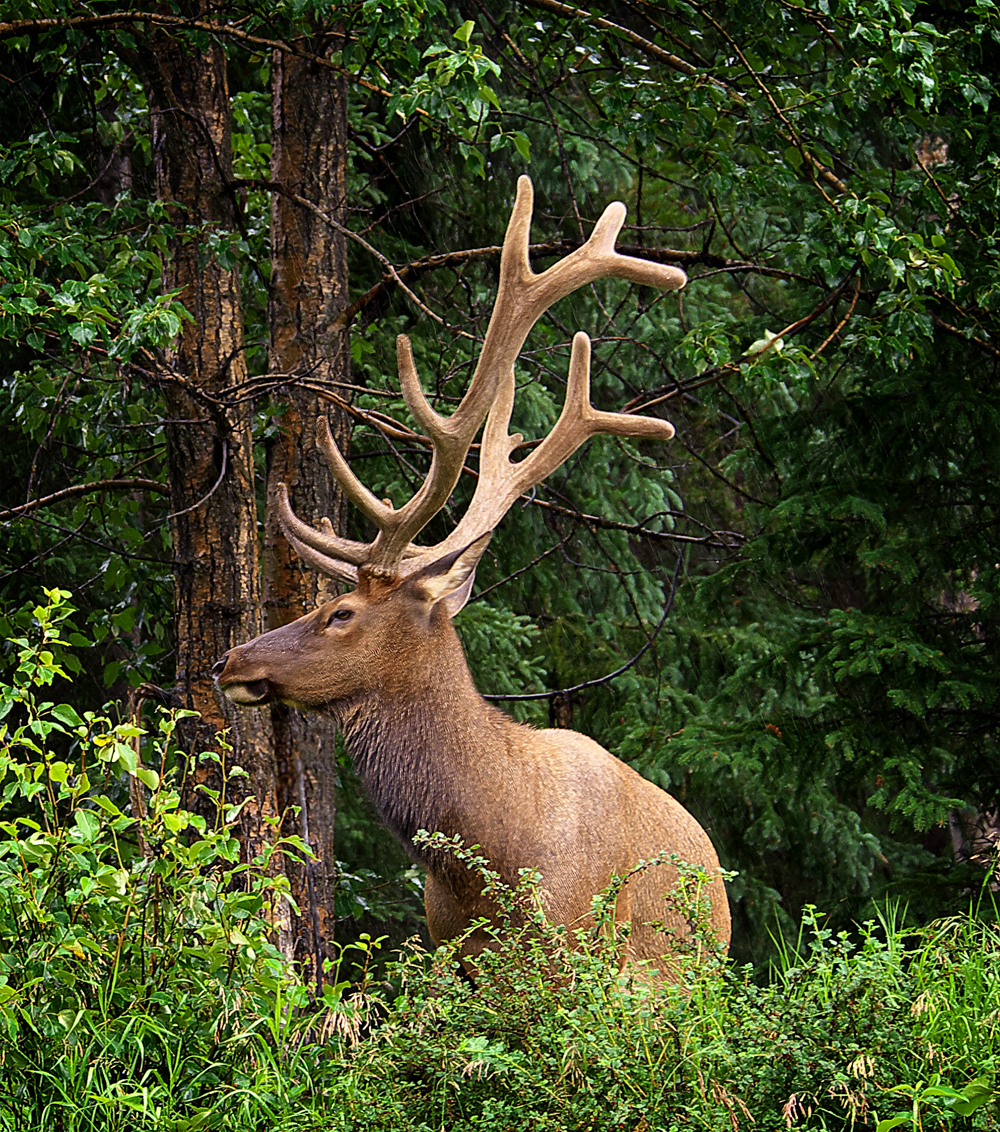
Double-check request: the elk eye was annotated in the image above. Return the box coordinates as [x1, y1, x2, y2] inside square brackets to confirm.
[327, 608, 353, 626]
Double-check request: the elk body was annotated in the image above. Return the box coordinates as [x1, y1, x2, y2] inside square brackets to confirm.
[215, 178, 731, 965]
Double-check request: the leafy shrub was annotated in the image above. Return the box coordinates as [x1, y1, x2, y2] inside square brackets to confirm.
[301, 838, 1000, 1132]
[0, 590, 319, 1129]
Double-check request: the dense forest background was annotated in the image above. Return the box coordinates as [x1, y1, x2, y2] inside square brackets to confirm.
[1, 0, 998, 974]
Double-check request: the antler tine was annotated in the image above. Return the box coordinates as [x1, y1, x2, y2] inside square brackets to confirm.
[353, 179, 544, 567]
[512, 332, 676, 488]
[440, 332, 675, 554]
[275, 483, 363, 583]
[315, 416, 396, 532]
[379, 178, 685, 563]
[282, 534, 360, 586]
[466, 179, 686, 426]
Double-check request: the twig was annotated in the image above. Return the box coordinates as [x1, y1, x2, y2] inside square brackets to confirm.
[621, 261, 862, 414]
[810, 275, 860, 359]
[473, 527, 579, 602]
[483, 553, 684, 702]
[162, 441, 227, 521]
[931, 314, 1000, 358]
[288, 191, 474, 338]
[1, 478, 169, 519]
[693, 1, 845, 202]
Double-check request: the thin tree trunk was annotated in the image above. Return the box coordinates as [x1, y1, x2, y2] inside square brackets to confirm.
[265, 34, 351, 982]
[134, 17, 279, 869]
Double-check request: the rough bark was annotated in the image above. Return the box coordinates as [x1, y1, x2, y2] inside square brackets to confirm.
[265, 35, 351, 982]
[134, 16, 279, 866]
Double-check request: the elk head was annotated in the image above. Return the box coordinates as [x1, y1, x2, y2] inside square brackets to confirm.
[214, 534, 491, 710]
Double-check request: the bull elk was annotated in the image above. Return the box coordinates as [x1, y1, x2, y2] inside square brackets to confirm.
[214, 177, 731, 967]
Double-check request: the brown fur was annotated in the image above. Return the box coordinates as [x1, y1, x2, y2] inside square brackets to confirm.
[215, 562, 731, 967]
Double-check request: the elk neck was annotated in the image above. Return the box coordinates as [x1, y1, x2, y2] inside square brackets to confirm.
[329, 613, 517, 862]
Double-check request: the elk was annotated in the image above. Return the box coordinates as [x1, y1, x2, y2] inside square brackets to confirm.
[214, 177, 731, 967]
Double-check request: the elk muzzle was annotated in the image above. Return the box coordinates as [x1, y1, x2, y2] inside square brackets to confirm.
[212, 652, 274, 706]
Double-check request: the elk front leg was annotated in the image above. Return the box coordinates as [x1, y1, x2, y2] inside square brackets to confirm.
[423, 873, 496, 961]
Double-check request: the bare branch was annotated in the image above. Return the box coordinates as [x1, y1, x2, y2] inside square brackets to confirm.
[162, 442, 227, 522]
[1, 478, 169, 520]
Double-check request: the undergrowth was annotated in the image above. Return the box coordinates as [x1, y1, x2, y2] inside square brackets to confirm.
[0, 591, 997, 1130]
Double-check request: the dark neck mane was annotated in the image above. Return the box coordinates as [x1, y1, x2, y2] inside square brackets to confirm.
[332, 662, 511, 863]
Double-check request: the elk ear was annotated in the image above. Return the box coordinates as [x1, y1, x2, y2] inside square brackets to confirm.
[404, 532, 493, 617]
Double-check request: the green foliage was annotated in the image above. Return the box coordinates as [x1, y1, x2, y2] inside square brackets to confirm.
[0, 591, 312, 1128]
[0, 107, 176, 689]
[456, 601, 547, 711]
[290, 845, 1000, 1132]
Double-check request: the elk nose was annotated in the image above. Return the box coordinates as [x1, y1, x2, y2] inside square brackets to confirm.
[211, 655, 229, 681]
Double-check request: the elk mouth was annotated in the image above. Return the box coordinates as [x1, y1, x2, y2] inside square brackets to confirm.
[218, 678, 274, 706]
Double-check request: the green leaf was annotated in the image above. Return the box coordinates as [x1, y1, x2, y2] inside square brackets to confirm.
[50, 704, 83, 728]
[72, 808, 100, 843]
[135, 765, 159, 790]
[875, 1115, 913, 1132]
[92, 795, 122, 817]
[114, 741, 138, 773]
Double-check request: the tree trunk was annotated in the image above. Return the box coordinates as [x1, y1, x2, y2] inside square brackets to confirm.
[265, 34, 352, 984]
[135, 18, 279, 868]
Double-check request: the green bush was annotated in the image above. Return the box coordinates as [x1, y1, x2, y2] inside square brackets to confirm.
[304, 859, 1000, 1132]
[0, 589, 323, 1129]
